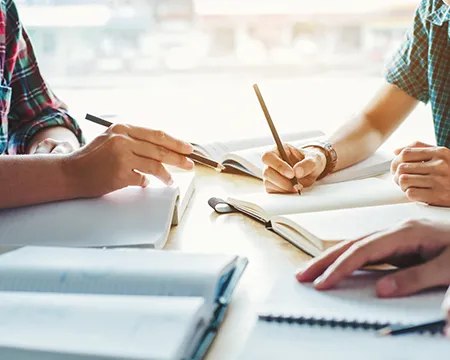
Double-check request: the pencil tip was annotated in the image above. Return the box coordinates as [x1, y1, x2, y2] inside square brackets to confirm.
[378, 328, 392, 336]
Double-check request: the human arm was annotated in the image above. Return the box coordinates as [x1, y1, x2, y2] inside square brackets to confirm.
[0, 124, 194, 209]
[262, 0, 429, 193]
[262, 83, 418, 193]
[5, 0, 83, 155]
[296, 220, 450, 298]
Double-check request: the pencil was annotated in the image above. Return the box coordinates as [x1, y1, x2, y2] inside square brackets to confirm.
[252, 84, 302, 195]
[378, 319, 446, 336]
[85, 113, 225, 171]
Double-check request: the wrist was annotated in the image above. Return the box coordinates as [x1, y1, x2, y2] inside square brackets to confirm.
[60, 153, 85, 199]
[301, 141, 337, 180]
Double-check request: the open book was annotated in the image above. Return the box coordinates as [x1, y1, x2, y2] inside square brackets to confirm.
[239, 273, 449, 360]
[0, 171, 195, 249]
[192, 130, 393, 181]
[0, 246, 248, 360]
[270, 202, 450, 256]
[209, 178, 409, 256]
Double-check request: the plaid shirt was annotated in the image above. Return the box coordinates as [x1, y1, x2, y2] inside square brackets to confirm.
[0, 0, 82, 155]
[385, 0, 450, 147]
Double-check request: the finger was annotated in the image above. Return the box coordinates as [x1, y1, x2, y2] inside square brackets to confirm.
[129, 170, 150, 188]
[399, 147, 435, 163]
[293, 155, 317, 179]
[296, 240, 358, 283]
[132, 139, 194, 170]
[394, 141, 434, 155]
[312, 223, 440, 290]
[34, 139, 57, 154]
[264, 179, 296, 194]
[261, 151, 294, 178]
[405, 188, 434, 203]
[263, 167, 297, 192]
[126, 126, 193, 155]
[395, 161, 432, 176]
[375, 250, 450, 298]
[398, 174, 433, 192]
[132, 157, 173, 185]
[51, 142, 74, 155]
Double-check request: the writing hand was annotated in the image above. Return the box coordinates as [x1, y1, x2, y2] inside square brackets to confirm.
[296, 219, 450, 298]
[63, 124, 194, 197]
[391, 141, 450, 206]
[261, 144, 326, 193]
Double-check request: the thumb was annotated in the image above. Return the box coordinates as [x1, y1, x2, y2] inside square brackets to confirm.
[375, 255, 450, 298]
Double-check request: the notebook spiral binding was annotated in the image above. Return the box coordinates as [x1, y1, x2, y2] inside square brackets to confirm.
[259, 314, 443, 335]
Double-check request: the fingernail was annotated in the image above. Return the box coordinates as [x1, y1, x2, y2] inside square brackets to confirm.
[168, 178, 174, 186]
[284, 169, 294, 178]
[377, 277, 398, 297]
[444, 325, 450, 337]
[314, 274, 326, 287]
[295, 168, 304, 178]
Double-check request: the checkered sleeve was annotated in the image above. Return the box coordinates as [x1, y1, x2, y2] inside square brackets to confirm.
[384, 1, 430, 103]
[6, 1, 84, 154]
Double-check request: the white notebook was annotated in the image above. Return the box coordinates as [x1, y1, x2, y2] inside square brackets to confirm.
[239, 273, 450, 359]
[0, 172, 195, 248]
[0, 246, 248, 360]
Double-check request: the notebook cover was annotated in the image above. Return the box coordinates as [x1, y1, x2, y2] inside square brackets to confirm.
[190, 257, 248, 360]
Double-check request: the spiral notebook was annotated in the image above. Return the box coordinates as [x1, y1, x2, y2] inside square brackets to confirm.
[239, 272, 450, 359]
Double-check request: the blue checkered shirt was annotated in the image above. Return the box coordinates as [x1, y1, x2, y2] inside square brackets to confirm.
[385, 0, 450, 147]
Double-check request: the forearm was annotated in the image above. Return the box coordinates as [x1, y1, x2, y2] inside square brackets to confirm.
[329, 113, 385, 172]
[0, 155, 76, 209]
[26, 126, 81, 154]
[328, 83, 419, 172]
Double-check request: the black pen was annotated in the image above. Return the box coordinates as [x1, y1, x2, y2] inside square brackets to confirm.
[378, 319, 446, 336]
[252, 84, 302, 195]
[85, 113, 225, 171]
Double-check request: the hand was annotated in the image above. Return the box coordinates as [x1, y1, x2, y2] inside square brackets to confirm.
[296, 219, 450, 298]
[391, 141, 450, 206]
[62, 123, 194, 197]
[32, 138, 78, 154]
[27, 126, 80, 154]
[261, 144, 327, 193]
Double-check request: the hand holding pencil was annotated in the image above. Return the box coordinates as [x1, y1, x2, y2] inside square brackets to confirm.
[253, 84, 327, 194]
[63, 116, 195, 198]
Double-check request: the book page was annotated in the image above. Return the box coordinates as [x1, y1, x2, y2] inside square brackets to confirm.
[279, 202, 450, 243]
[0, 174, 195, 248]
[222, 138, 320, 179]
[318, 150, 393, 185]
[0, 292, 204, 360]
[0, 247, 237, 307]
[228, 178, 407, 219]
[195, 129, 324, 162]
[263, 273, 445, 326]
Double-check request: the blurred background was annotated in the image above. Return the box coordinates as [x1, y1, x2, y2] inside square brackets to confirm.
[15, 0, 435, 146]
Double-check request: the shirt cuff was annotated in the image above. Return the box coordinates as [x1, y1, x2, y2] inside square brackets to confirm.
[8, 111, 85, 155]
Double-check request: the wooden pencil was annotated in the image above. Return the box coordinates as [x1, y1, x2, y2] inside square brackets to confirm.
[252, 84, 302, 195]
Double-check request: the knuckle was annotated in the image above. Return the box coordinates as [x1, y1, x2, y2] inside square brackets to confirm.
[108, 134, 129, 151]
[109, 123, 129, 135]
[156, 145, 170, 160]
[435, 147, 448, 157]
[397, 163, 408, 174]
[153, 130, 167, 142]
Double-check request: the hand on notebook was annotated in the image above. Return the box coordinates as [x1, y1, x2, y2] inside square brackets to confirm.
[391, 141, 450, 207]
[262, 144, 326, 193]
[296, 219, 450, 298]
[63, 124, 194, 197]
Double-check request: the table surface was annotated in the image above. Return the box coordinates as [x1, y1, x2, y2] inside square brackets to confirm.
[166, 165, 311, 360]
